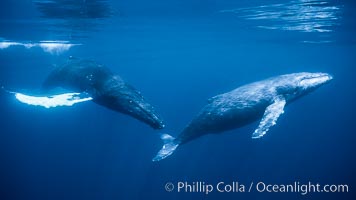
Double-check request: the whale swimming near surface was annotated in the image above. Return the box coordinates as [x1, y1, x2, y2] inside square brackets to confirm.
[39, 57, 165, 129]
[153, 72, 333, 161]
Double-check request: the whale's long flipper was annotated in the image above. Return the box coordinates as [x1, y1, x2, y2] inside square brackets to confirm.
[252, 97, 286, 139]
[14, 92, 93, 108]
[152, 134, 179, 162]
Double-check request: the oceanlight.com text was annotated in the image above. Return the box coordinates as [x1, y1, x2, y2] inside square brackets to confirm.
[164, 181, 349, 195]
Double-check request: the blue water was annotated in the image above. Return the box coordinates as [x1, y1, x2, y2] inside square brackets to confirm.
[0, 0, 355, 199]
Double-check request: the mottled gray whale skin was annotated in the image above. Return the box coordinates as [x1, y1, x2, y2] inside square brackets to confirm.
[153, 72, 333, 161]
[43, 58, 165, 129]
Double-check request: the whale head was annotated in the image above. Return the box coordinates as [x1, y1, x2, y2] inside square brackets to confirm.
[296, 72, 333, 90]
[277, 72, 333, 101]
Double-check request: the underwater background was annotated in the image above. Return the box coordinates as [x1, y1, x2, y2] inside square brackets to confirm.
[0, 0, 355, 199]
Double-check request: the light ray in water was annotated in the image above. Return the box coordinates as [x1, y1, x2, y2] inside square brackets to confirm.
[219, 0, 341, 33]
[14, 92, 93, 108]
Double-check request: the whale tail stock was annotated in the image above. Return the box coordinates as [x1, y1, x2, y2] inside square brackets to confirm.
[152, 134, 179, 162]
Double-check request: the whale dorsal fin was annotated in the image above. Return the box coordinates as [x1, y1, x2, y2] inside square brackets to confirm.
[252, 96, 286, 139]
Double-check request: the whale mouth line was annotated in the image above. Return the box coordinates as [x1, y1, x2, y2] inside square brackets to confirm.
[304, 73, 332, 80]
[299, 73, 333, 88]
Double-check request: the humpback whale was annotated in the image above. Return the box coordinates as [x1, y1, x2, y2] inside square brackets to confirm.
[42, 58, 165, 129]
[153, 72, 333, 161]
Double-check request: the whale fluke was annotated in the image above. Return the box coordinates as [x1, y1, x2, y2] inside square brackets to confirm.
[152, 134, 179, 162]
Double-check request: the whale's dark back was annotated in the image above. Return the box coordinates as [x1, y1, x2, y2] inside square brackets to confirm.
[43, 58, 118, 96]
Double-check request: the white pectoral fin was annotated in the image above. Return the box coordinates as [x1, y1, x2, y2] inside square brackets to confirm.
[252, 97, 286, 139]
[14, 92, 93, 108]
